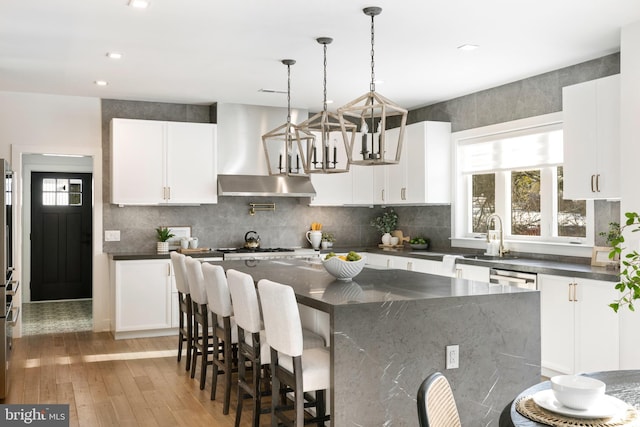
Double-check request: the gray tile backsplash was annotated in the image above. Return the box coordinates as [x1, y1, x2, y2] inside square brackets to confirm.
[102, 53, 621, 255]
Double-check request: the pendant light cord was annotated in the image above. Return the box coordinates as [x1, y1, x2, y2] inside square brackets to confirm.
[370, 12, 376, 93]
[287, 63, 292, 125]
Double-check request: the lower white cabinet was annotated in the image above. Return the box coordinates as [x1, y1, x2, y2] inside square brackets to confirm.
[539, 274, 619, 376]
[455, 264, 490, 282]
[113, 259, 176, 339]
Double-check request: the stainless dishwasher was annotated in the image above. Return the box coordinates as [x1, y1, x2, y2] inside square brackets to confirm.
[489, 268, 537, 290]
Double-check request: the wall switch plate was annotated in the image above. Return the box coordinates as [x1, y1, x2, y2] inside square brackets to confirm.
[105, 230, 121, 242]
[446, 345, 459, 369]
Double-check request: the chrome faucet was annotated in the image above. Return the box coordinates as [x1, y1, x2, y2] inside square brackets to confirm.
[486, 213, 508, 257]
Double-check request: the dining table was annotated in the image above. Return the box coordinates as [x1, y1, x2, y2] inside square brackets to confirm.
[501, 370, 640, 427]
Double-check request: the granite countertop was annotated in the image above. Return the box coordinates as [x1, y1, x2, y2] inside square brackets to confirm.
[108, 245, 620, 283]
[326, 246, 620, 283]
[215, 258, 534, 313]
[110, 250, 224, 260]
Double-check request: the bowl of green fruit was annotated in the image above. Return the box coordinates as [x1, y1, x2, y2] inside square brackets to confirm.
[322, 251, 366, 281]
[409, 237, 430, 250]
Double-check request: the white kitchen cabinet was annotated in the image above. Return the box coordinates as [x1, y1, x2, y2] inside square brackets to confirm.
[363, 252, 396, 269]
[364, 253, 444, 275]
[455, 264, 490, 282]
[367, 121, 451, 205]
[113, 259, 175, 338]
[309, 172, 353, 206]
[539, 274, 619, 376]
[111, 118, 217, 205]
[350, 165, 375, 205]
[405, 257, 443, 275]
[562, 74, 620, 199]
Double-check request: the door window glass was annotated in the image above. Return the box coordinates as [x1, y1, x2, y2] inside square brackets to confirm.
[42, 178, 82, 206]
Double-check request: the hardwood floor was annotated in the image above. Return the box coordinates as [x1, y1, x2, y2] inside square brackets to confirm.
[3, 331, 265, 427]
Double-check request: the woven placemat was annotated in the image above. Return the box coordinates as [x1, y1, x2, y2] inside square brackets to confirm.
[516, 395, 639, 427]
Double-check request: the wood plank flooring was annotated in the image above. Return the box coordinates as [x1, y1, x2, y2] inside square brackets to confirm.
[3, 332, 265, 427]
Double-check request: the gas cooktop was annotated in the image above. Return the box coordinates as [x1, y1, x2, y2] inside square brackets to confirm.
[215, 247, 318, 260]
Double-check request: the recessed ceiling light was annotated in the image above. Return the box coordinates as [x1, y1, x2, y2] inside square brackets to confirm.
[128, 0, 149, 9]
[258, 89, 287, 94]
[95, 80, 108, 86]
[106, 52, 122, 59]
[458, 44, 479, 51]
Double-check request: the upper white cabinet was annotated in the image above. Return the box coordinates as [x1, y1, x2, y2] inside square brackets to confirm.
[369, 121, 451, 205]
[562, 74, 620, 199]
[309, 172, 353, 206]
[539, 274, 619, 376]
[111, 118, 217, 205]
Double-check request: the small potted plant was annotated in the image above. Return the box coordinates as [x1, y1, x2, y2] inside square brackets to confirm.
[155, 226, 175, 253]
[370, 208, 398, 245]
[321, 232, 335, 250]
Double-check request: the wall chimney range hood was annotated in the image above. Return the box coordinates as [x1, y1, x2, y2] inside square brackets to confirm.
[217, 174, 316, 198]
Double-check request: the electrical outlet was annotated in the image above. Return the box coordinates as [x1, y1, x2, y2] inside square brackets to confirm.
[446, 345, 459, 369]
[105, 230, 121, 242]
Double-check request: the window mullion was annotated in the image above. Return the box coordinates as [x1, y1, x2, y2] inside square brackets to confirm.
[496, 171, 510, 236]
[540, 167, 557, 238]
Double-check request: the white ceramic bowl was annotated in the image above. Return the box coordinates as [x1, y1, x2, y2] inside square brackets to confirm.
[550, 375, 606, 410]
[322, 256, 366, 281]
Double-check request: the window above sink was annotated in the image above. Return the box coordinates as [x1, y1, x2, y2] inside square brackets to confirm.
[451, 113, 594, 259]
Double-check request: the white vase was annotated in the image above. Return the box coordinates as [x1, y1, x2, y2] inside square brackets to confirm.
[381, 233, 392, 245]
[157, 241, 169, 253]
[390, 236, 400, 246]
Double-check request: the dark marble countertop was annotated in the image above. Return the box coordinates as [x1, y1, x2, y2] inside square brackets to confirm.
[110, 250, 224, 260]
[213, 258, 535, 313]
[325, 247, 619, 282]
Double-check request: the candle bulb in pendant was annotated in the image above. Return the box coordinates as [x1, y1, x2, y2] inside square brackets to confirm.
[333, 146, 337, 164]
[313, 146, 317, 164]
[296, 154, 300, 171]
[279, 154, 282, 171]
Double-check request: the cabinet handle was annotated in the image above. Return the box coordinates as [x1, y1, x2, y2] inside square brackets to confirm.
[167, 264, 171, 276]
[401, 187, 406, 200]
[596, 174, 600, 193]
[407, 261, 413, 271]
[166, 186, 171, 200]
[382, 189, 385, 202]
[591, 175, 595, 193]
[573, 282, 578, 302]
[568, 283, 572, 301]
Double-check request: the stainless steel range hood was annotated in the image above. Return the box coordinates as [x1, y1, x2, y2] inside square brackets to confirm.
[217, 174, 316, 197]
[216, 103, 316, 198]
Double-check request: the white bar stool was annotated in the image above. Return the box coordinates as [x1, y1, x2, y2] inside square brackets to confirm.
[185, 257, 212, 390]
[227, 268, 271, 427]
[202, 263, 238, 415]
[258, 279, 330, 427]
[170, 251, 192, 371]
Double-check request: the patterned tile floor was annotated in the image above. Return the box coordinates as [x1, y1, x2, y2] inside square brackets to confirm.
[21, 299, 92, 336]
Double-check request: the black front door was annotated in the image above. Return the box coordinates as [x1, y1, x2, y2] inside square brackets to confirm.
[31, 172, 92, 301]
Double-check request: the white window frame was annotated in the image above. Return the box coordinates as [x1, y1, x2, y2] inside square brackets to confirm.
[451, 112, 595, 258]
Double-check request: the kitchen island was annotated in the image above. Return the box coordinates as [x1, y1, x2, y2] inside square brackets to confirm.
[214, 258, 541, 426]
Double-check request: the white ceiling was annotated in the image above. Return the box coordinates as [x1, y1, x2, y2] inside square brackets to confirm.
[2, 1, 639, 112]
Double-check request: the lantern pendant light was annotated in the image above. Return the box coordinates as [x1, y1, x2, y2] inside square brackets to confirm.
[300, 37, 357, 174]
[261, 59, 315, 176]
[338, 6, 407, 166]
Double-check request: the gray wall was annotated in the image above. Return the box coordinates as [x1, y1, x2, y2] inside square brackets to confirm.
[102, 53, 620, 254]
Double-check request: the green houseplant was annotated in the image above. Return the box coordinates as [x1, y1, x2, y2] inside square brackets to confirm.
[608, 212, 640, 312]
[370, 208, 399, 245]
[155, 227, 175, 253]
